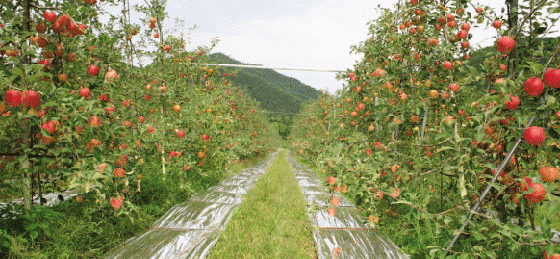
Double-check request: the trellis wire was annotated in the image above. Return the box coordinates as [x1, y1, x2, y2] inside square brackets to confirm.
[201, 63, 345, 73]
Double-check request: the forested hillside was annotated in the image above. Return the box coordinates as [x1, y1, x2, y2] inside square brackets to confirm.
[209, 53, 320, 115]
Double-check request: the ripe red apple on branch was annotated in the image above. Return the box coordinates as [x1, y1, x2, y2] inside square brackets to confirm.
[105, 69, 117, 82]
[43, 11, 57, 23]
[79, 88, 90, 99]
[41, 120, 58, 134]
[543, 68, 560, 88]
[110, 196, 123, 211]
[520, 178, 546, 203]
[328, 176, 336, 185]
[524, 126, 545, 146]
[331, 197, 340, 206]
[4, 90, 22, 107]
[88, 64, 99, 76]
[21, 90, 40, 109]
[545, 250, 560, 259]
[524, 77, 544, 97]
[176, 129, 185, 138]
[493, 20, 503, 29]
[497, 36, 515, 53]
[88, 116, 101, 128]
[505, 95, 520, 110]
[539, 167, 559, 182]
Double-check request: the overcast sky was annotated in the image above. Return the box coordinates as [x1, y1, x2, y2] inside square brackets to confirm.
[104, 1, 557, 94]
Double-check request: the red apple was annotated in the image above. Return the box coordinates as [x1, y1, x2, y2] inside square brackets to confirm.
[65, 53, 76, 62]
[331, 197, 340, 206]
[43, 11, 57, 23]
[110, 196, 123, 210]
[4, 90, 22, 107]
[88, 64, 99, 76]
[524, 77, 544, 97]
[493, 20, 503, 29]
[524, 126, 546, 146]
[36, 23, 46, 33]
[520, 178, 546, 203]
[89, 116, 101, 127]
[176, 129, 185, 138]
[505, 95, 520, 110]
[41, 120, 57, 134]
[497, 36, 515, 53]
[328, 176, 336, 185]
[79, 88, 90, 99]
[449, 83, 461, 92]
[443, 61, 453, 70]
[543, 68, 560, 88]
[105, 69, 117, 82]
[22, 90, 41, 109]
[539, 166, 559, 182]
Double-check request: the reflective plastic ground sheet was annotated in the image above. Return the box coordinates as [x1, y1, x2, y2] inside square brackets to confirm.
[105, 152, 277, 259]
[106, 151, 409, 258]
[287, 154, 409, 259]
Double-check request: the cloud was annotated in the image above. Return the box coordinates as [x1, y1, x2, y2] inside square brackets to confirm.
[215, 1, 378, 67]
[190, 0, 382, 93]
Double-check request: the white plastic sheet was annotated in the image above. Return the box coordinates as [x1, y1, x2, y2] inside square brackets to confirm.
[105, 152, 277, 259]
[287, 153, 409, 259]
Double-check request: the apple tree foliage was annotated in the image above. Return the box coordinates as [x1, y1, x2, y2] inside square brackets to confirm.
[291, 0, 560, 258]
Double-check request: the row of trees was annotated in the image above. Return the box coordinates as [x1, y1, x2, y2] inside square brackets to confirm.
[0, 0, 279, 215]
[291, 0, 559, 258]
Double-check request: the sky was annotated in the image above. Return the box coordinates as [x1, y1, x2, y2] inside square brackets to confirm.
[103, 0, 558, 94]
[180, 0, 390, 94]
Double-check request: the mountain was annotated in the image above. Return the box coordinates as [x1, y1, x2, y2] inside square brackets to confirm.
[208, 53, 320, 115]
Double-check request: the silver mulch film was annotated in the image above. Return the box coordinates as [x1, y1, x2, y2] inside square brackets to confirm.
[287, 153, 409, 259]
[105, 152, 277, 259]
[107, 150, 408, 258]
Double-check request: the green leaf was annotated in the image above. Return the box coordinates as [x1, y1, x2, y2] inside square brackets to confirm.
[29, 231, 38, 240]
[93, 148, 103, 162]
[541, 217, 553, 239]
[11, 67, 23, 77]
[548, 7, 560, 14]
[546, 95, 556, 107]
[547, 200, 560, 218]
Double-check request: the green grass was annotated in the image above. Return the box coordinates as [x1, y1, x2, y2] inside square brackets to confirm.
[209, 150, 316, 259]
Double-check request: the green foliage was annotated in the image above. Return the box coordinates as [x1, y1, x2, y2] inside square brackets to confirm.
[290, 1, 560, 258]
[0, 0, 281, 257]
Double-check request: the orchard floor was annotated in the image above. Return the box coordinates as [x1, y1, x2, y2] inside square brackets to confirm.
[105, 150, 408, 259]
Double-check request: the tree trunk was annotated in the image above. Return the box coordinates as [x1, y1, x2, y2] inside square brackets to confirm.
[20, 119, 32, 210]
[507, 0, 519, 32]
[20, 0, 33, 210]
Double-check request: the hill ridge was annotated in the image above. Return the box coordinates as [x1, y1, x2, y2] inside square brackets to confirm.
[208, 53, 320, 115]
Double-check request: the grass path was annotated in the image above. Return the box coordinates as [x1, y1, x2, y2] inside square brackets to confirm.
[208, 150, 316, 259]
